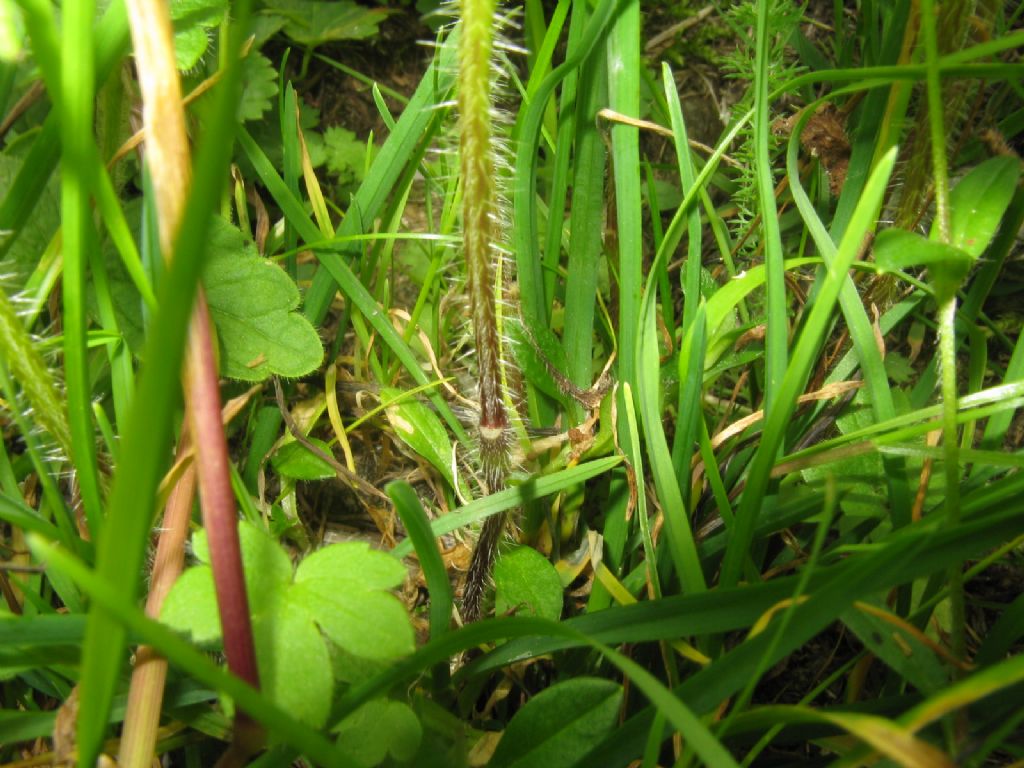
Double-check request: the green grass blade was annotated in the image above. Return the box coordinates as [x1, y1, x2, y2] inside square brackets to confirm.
[512, 0, 619, 328]
[607, 1, 641, 387]
[720, 148, 898, 588]
[752, 0, 788, 410]
[389, 456, 621, 559]
[785, 94, 911, 528]
[388, 481, 452, 644]
[302, 31, 458, 324]
[236, 127, 467, 445]
[561, 33, 607, 419]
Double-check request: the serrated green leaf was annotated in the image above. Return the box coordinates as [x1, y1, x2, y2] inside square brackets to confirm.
[494, 547, 563, 621]
[333, 698, 422, 766]
[271, 437, 337, 481]
[946, 156, 1022, 259]
[380, 387, 454, 488]
[293, 542, 413, 660]
[254, 596, 333, 730]
[489, 678, 622, 768]
[267, 0, 389, 46]
[323, 126, 367, 186]
[203, 217, 323, 380]
[238, 52, 279, 123]
[170, 0, 226, 70]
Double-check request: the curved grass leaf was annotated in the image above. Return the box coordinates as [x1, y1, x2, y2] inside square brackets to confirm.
[489, 678, 622, 768]
[388, 482, 452, 644]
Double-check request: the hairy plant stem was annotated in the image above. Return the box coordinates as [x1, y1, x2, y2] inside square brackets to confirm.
[922, 0, 966, 676]
[938, 299, 966, 664]
[458, 0, 512, 621]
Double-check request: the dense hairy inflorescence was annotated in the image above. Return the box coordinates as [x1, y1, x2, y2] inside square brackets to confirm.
[456, 0, 517, 620]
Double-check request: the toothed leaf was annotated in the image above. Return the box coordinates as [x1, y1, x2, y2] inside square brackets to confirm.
[203, 217, 323, 381]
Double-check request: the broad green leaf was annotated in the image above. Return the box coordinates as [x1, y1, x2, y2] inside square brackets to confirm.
[293, 542, 414, 660]
[254, 596, 333, 729]
[163, 524, 292, 642]
[160, 567, 221, 645]
[0, 0, 23, 62]
[494, 547, 563, 621]
[266, 0, 389, 46]
[272, 437, 337, 481]
[873, 228, 972, 305]
[945, 156, 1022, 259]
[203, 217, 323, 380]
[380, 387, 454, 488]
[333, 698, 422, 766]
[489, 678, 622, 768]
[0, 155, 60, 285]
[170, 0, 227, 70]
[162, 524, 413, 728]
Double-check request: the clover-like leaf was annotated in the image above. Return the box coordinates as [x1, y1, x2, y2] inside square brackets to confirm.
[203, 217, 323, 381]
[494, 547, 563, 621]
[162, 524, 414, 729]
[160, 566, 220, 644]
[333, 698, 422, 767]
[293, 542, 414, 661]
[253, 595, 333, 729]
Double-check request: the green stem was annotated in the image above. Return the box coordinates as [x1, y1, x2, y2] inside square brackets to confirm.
[922, 0, 964, 670]
[921, 0, 951, 239]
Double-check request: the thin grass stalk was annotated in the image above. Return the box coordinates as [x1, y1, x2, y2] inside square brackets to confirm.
[753, 0, 788, 410]
[457, 0, 513, 620]
[117, 0, 261, 761]
[921, 0, 966, 671]
[118, 437, 196, 767]
[562, 8, 607, 421]
[60, 0, 105, 535]
[784, 93, 912, 531]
